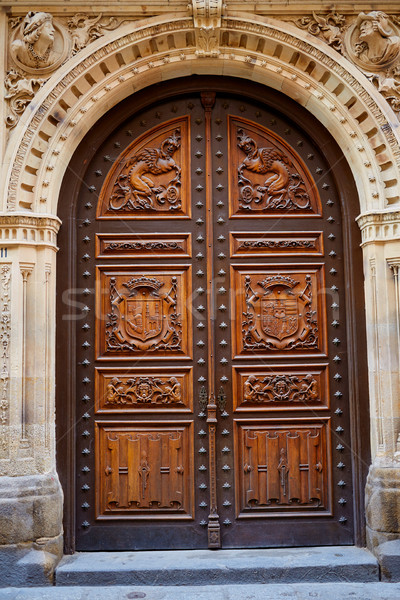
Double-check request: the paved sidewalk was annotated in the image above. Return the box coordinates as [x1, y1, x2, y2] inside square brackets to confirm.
[1, 584, 400, 600]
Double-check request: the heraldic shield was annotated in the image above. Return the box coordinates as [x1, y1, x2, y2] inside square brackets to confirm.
[261, 296, 298, 341]
[124, 295, 163, 342]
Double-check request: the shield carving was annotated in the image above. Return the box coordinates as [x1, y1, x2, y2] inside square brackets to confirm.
[124, 295, 163, 342]
[261, 297, 298, 340]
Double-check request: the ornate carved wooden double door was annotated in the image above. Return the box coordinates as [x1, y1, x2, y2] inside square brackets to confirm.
[72, 91, 356, 551]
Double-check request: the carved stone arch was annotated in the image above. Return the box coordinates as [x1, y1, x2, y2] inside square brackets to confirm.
[1, 13, 400, 216]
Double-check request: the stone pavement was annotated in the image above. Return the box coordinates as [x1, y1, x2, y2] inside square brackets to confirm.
[1, 583, 400, 600]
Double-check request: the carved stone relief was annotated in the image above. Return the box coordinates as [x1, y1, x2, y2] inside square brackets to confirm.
[192, 0, 224, 57]
[294, 11, 400, 115]
[0, 266, 11, 457]
[6, 11, 125, 127]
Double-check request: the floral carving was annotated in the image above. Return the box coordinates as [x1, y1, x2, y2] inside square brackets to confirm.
[192, 0, 223, 57]
[108, 130, 182, 212]
[4, 70, 45, 129]
[243, 373, 319, 404]
[295, 12, 345, 51]
[236, 128, 311, 212]
[67, 13, 121, 54]
[294, 11, 400, 116]
[0, 266, 11, 453]
[105, 376, 183, 406]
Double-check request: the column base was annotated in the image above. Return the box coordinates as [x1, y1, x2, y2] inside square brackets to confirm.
[0, 472, 63, 586]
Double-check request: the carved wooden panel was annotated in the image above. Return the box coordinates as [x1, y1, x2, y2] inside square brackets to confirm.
[230, 232, 323, 258]
[95, 367, 193, 413]
[97, 117, 190, 219]
[231, 265, 327, 357]
[233, 365, 329, 412]
[96, 266, 192, 360]
[96, 233, 191, 259]
[96, 422, 193, 518]
[228, 116, 321, 217]
[235, 420, 331, 516]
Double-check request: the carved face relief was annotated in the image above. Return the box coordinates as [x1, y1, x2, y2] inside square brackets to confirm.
[10, 11, 70, 74]
[344, 11, 400, 71]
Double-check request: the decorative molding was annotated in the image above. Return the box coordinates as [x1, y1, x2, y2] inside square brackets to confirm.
[0, 265, 11, 457]
[192, 0, 224, 57]
[0, 215, 61, 249]
[3, 15, 400, 215]
[19, 263, 34, 448]
[356, 211, 400, 245]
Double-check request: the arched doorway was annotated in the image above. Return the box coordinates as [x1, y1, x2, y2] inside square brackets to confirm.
[56, 77, 369, 552]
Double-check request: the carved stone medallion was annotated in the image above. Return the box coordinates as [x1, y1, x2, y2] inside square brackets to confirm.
[10, 12, 70, 75]
[344, 11, 400, 73]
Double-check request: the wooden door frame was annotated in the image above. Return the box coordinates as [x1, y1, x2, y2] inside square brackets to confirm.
[56, 76, 370, 553]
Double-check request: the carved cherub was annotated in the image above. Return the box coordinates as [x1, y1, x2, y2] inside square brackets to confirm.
[237, 129, 291, 196]
[11, 12, 56, 69]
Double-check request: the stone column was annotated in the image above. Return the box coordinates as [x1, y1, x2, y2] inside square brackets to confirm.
[358, 211, 400, 556]
[0, 214, 63, 586]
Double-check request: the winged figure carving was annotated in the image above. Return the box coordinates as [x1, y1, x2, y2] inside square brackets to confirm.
[236, 128, 311, 211]
[109, 129, 182, 212]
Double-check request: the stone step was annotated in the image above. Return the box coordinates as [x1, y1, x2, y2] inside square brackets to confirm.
[55, 546, 379, 587]
[4, 583, 400, 600]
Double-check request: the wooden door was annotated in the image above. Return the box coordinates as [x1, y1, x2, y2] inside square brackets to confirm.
[58, 85, 366, 551]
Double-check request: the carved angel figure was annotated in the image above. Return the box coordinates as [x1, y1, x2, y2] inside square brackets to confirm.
[355, 11, 400, 66]
[11, 12, 56, 69]
[109, 130, 182, 211]
[237, 128, 291, 196]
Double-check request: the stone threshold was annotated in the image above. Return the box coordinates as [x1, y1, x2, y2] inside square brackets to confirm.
[55, 546, 379, 586]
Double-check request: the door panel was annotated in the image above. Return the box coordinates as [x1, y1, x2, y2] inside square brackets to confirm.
[67, 89, 359, 550]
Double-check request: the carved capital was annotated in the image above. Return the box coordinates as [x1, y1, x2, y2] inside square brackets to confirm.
[192, 0, 224, 57]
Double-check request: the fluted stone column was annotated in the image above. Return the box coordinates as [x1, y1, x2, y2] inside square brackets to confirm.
[358, 211, 400, 558]
[0, 215, 63, 586]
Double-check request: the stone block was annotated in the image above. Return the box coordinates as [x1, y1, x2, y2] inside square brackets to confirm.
[376, 539, 400, 582]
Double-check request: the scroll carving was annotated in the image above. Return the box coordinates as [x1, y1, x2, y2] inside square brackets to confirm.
[99, 425, 192, 516]
[67, 13, 121, 54]
[4, 70, 45, 129]
[96, 233, 191, 259]
[237, 424, 328, 514]
[192, 0, 223, 57]
[231, 232, 323, 258]
[243, 374, 319, 404]
[0, 266, 11, 455]
[233, 365, 329, 411]
[106, 376, 183, 406]
[96, 368, 192, 412]
[235, 269, 324, 355]
[294, 11, 400, 115]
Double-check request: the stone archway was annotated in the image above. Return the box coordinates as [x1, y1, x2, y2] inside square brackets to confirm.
[1, 6, 400, 579]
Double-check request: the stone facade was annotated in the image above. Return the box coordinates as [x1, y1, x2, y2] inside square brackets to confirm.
[1, 0, 400, 585]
